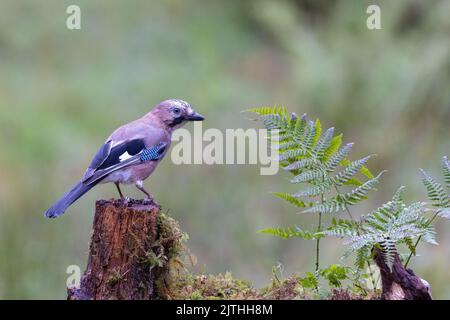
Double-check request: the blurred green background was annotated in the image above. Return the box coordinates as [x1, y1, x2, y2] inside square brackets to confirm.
[0, 0, 449, 299]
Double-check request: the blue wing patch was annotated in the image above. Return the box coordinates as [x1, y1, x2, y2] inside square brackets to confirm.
[140, 142, 167, 162]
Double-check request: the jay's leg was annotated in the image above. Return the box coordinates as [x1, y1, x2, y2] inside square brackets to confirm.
[115, 182, 125, 199]
[135, 180, 152, 199]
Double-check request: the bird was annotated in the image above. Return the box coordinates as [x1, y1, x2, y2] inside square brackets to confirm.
[44, 99, 204, 218]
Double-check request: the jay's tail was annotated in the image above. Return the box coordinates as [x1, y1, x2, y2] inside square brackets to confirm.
[44, 181, 96, 218]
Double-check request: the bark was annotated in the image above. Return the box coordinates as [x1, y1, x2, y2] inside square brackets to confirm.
[374, 248, 432, 300]
[68, 198, 175, 300]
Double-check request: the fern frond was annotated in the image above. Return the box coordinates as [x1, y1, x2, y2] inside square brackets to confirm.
[337, 171, 385, 206]
[312, 127, 335, 159]
[341, 188, 431, 270]
[303, 199, 347, 214]
[391, 202, 426, 228]
[333, 156, 372, 186]
[284, 158, 317, 171]
[246, 106, 290, 132]
[272, 192, 307, 208]
[420, 169, 450, 208]
[301, 121, 317, 152]
[277, 140, 298, 151]
[290, 169, 325, 184]
[420, 225, 438, 245]
[250, 106, 386, 271]
[278, 148, 308, 161]
[438, 208, 450, 219]
[303, 172, 384, 213]
[364, 198, 406, 233]
[360, 165, 375, 179]
[294, 113, 308, 137]
[246, 105, 288, 117]
[320, 219, 359, 238]
[345, 233, 381, 251]
[443, 156, 450, 189]
[323, 134, 343, 162]
[392, 186, 406, 203]
[277, 132, 293, 143]
[342, 177, 364, 187]
[355, 246, 370, 269]
[340, 158, 375, 179]
[258, 226, 317, 240]
[312, 119, 322, 145]
[295, 181, 333, 198]
[263, 114, 288, 130]
[379, 237, 397, 271]
[402, 237, 416, 256]
[325, 143, 353, 173]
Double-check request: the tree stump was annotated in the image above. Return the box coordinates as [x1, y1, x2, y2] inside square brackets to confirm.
[374, 248, 432, 300]
[68, 198, 183, 300]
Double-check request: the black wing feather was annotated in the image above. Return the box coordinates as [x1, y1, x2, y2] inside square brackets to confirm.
[82, 138, 146, 182]
[97, 139, 145, 170]
[83, 142, 168, 185]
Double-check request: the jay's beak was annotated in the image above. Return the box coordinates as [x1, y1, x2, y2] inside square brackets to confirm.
[186, 111, 205, 121]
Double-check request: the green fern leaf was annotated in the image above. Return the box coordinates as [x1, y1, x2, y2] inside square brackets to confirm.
[294, 113, 308, 137]
[246, 105, 288, 117]
[325, 142, 353, 173]
[301, 121, 317, 152]
[402, 237, 416, 255]
[278, 148, 308, 161]
[342, 177, 363, 187]
[263, 114, 288, 130]
[360, 165, 375, 179]
[312, 127, 335, 159]
[443, 156, 450, 189]
[420, 169, 450, 208]
[379, 237, 397, 271]
[258, 226, 317, 240]
[303, 199, 347, 214]
[323, 134, 343, 162]
[278, 140, 298, 151]
[438, 208, 450, 219]
[333, 156, 372, 186]
[340, 158, 375, 179]
[295, 180, 333, 198]
[291, 169, 325, 184]
[313, 119, 322, 145]
[421, 225, 438, 245]
[320, 219, 359, 238]
[284, 158, 317, 171]
[272, 192, 307, 207]
[337, 171, 385, 205]
[392, 186, 406, 203]
[355, 246, 370, 269]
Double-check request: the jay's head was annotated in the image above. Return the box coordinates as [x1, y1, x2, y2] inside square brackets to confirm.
[152, 99, 204, 129]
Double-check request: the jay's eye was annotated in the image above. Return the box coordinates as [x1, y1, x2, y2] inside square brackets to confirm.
[173, 108, 181, 115]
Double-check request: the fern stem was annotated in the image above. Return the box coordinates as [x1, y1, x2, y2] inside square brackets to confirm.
[335, 185, 377, 290]
[315, 211, 322, 272]
[404, 211, 439, 268]
[314, 182, 326, 273]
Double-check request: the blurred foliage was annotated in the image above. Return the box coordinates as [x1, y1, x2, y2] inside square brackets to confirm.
[0, 0, 449, 298]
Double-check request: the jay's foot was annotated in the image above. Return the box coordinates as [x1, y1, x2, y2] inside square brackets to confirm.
[142, 196, 154, 205]
[118, 196, 130, 205]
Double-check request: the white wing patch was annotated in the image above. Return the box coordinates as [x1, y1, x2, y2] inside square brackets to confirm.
[119, 151, 133, 162]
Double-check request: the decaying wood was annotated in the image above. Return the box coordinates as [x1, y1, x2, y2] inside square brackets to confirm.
[68, 198, 175, 300]
[374, 248, 432, 300]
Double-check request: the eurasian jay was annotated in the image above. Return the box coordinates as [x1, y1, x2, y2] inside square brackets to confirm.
[44, 99, 204, 218]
